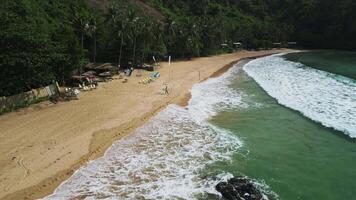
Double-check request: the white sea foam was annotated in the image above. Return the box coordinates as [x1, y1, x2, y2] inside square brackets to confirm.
[189, 62, 249, 122]
[244, 54, 356, 138]
[44, 62, 248, 200]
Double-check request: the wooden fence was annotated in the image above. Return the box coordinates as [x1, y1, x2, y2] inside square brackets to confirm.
[0, 82, 60, 114]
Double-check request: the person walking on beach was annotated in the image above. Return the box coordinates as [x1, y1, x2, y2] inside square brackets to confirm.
[164, 84, 169, 95]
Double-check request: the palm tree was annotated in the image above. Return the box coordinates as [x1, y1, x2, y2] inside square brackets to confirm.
[108, 3, 127, 68]
[140, 17, 154, 65]
[126, 9, 141, 67]
[117, 19, 127, 68]
[71, 9, 89, 49]
[77, 9, 104, 65]
[70, 7, 90, 77]
[189, 21, 202, 57]
[180, 17, 202, 57]
[165, 17, 177, 55]
[87, 18, 97, 63]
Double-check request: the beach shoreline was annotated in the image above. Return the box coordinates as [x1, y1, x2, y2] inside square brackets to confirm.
[178, 53, 280, 107]
[0, 49, 291, 200]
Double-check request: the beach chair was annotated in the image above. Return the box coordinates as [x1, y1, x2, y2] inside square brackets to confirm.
[81, 83, 91, 91]
[139, 77, 148, 84]
[150, 72, 160, 78]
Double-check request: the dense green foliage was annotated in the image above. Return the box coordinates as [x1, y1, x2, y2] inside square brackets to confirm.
[0, 0, 355, 96]
[145, 0, 292, 57]
[231, 0, 356, 49]
[0, 0, 86, 96]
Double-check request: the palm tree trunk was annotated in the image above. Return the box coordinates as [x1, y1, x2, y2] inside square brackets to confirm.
[80, 32, 84, 76]
[81, 33, 84, 49]
[141, 41, 146, 66]
[132, 37, 136, 67]
[93, 33, 97, 64]
[118, 34, 123, 68]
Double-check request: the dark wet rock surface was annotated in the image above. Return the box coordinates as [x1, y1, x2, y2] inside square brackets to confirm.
[216, 177, 264, 200]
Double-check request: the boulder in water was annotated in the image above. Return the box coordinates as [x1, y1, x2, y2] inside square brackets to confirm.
[216, 176, 264, 200]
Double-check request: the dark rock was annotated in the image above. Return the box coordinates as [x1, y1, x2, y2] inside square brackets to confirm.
[216, 177, 264, 200]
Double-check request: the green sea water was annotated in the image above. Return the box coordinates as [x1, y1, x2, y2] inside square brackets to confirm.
[285, 51, 356, 79]
[208, 54, 356, 200]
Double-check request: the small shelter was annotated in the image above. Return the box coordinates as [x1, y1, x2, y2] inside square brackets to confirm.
[233, 42, 243, 49]
[273, 42, 282, 48]
[85, 63, 115, 73]
[287, 42, 297, 47]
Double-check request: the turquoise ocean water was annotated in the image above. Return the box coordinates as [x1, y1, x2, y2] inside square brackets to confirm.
[210, 51, 356, 199]
[45, 51, 356, 200]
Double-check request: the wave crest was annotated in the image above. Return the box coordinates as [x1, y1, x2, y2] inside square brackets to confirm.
[244, 54, 356, 138]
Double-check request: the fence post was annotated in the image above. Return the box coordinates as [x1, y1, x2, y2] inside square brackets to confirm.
[55, 82, 60, 96]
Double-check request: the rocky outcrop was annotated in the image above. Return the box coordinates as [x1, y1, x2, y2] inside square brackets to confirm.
[216, 177, 264, 200]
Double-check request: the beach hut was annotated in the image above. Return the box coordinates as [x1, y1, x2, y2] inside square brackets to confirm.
[273, 42, 282, 48]
[287, 42, 298, 48]
[82, 70, 96, 77]
[85, 63, 115, 73]
[233, 42, 243, 50]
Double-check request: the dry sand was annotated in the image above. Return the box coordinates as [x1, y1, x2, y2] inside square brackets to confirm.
[0, 49, 290, 200]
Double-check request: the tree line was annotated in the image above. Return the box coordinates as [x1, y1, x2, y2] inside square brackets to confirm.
[1, 0, 355, 96]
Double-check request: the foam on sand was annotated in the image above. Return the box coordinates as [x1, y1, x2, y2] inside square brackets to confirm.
[244, 54, 356, 138]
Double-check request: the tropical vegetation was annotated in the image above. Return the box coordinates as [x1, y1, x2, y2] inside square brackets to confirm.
[1, 0, 355, 96]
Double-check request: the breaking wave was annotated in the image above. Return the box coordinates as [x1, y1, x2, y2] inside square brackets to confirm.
[244, 54, 356, 138]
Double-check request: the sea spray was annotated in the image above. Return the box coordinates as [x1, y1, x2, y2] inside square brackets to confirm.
[188, 61, 249, 123]
[243, 54, 356, 138]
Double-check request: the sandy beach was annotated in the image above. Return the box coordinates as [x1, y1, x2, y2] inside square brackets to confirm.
[0, 49, 290, 200]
